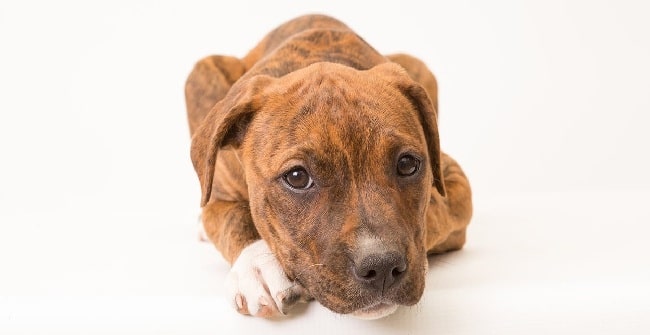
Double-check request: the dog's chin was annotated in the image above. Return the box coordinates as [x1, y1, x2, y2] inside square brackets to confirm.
[350, 303, 399, 320]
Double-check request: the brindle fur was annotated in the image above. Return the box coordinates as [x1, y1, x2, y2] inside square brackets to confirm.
[185, 14, 472, 315]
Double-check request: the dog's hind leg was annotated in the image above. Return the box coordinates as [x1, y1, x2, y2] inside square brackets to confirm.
[386, 53, 439, 113]
[425, 153, 473, 254]
[185, 55, 247, 136]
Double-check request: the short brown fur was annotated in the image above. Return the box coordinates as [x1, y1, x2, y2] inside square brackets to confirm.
[185, 14, 472, 316]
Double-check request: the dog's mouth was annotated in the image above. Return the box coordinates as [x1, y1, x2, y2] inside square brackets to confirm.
[294, 270, 416, 319]
[288, 253, 426, 319]
[284, 239, 427, 319]
[351, 302, 399, 320]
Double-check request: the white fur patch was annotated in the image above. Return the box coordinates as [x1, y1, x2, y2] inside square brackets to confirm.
[351, 303, 399, 320]
[356, 235, 387, 255]
[197, 213, 209, 242]
[225, 240, 298, 316]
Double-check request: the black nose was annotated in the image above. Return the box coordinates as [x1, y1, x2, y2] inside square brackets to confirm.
[353, 252, 407, 291]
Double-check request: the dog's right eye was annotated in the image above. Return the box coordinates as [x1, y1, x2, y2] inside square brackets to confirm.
[282, 167, 314, 191]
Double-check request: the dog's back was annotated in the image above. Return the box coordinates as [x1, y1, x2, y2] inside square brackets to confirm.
[242, 15, 386, 79]
[242, 15, 352, 69]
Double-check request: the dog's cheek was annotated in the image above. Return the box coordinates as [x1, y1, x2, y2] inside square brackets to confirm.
[399, 179, 430, 240]
[250, 187, 321, 276]
[398, 265, 426, 306]
[274, 201, 363, 313]
[395, 182, 429, 305]
[246, 189, 294, 267]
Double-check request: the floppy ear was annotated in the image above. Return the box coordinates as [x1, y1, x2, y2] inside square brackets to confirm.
[371, 62, 446, 196]
[190, 75, 275, 206]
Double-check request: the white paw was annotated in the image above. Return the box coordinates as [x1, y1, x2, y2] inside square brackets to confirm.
[197, 213, 209, 242]
[225, 240, 308, 317]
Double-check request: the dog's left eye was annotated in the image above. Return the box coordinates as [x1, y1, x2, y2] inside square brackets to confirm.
[397, 154, 421, 177]
[282, 167, 314, 190]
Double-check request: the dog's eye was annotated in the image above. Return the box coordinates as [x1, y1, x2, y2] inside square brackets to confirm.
[397, 154, 421, 177]
[283, 167, 314, 190]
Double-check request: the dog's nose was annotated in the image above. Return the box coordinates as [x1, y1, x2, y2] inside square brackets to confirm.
[353, 252, 407, 291]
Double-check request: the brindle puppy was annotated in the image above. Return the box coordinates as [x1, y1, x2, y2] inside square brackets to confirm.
[185, 14, 472, 319]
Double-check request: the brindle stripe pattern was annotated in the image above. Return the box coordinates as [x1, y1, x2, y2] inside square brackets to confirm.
[185, 14, 472, 316]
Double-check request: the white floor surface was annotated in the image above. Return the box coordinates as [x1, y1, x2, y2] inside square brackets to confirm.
[2, 191, 648, 334]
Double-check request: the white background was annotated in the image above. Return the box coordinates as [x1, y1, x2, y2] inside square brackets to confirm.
[1, 0, 649, 334]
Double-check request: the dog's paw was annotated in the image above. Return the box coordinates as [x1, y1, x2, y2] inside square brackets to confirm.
[197, 213, 209, 242]
[225, 240, 309, 317]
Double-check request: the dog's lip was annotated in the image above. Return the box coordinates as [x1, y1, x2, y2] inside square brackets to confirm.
[350, 302, 399, 320]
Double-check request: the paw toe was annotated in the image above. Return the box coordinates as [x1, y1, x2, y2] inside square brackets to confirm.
[235, 293, 250, 315]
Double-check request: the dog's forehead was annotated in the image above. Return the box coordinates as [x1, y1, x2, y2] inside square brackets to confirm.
[248, 63, 429, 176]
[265, 63, 423, 136]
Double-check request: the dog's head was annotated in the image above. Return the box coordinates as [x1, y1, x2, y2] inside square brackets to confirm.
[191, 62, 444, 319]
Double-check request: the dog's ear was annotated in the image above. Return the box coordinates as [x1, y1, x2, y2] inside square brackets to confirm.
[190, 75, 275, 206]
[371, 62, 446, 196]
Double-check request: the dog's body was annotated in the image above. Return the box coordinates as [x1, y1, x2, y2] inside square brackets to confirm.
[185, 14, 472, 319]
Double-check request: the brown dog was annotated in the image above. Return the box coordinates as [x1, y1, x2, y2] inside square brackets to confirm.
[185, 14, 472, 319]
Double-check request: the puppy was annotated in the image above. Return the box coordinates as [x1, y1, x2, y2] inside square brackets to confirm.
[185, 14, 472, 319]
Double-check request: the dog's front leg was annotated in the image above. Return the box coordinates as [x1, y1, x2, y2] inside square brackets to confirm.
[202, 200, 309, 317]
